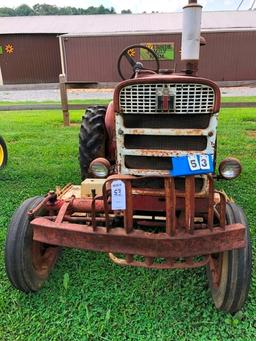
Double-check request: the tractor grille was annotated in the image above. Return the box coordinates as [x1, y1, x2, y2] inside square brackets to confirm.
[124, 135, 207, 151]
[125, 156, 172, 170]
[116, 82, 217, 176]
[119, 83, 215, 114]
[123, 114, 210, 129]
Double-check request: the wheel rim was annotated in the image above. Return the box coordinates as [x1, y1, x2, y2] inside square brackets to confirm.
[0, 144, 4, 166]
[209, 253, 225, 288]
[32, 241, 59, 278]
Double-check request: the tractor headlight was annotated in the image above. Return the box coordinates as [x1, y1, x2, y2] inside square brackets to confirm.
[89, 158, 110, 178]
[218, 158, 242, 180]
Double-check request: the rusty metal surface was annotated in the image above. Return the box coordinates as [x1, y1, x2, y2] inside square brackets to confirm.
[219, 193, 226, 229]
[124, 181, 133, 233]
[30, 174, 245, 269]
[50, 175, 217, 215]
[68, 194, 211, 214]
[164, 177, 176, 236]
[208, 254, 223, 288]
[28, 193, 52, 217]
[32, 217, 245, 258]
[55, 201, 71, 224]
[185, 176, 195, 232]
[116, 113, 218, 176]
[207, 177, 214, 230]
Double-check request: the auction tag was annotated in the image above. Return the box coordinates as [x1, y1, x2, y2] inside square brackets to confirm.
[111, 180, 126, 210]
[199, 154, 210, 170]
[188, 155, 200, 171]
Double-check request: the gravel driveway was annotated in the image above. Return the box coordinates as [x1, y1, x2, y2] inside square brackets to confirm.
[0, 85, 256, 102]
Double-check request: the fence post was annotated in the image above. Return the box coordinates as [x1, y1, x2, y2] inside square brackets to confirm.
[59, 74, 70, 126]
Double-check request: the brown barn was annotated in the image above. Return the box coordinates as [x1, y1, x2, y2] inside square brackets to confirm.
[0, 11, 255, 85]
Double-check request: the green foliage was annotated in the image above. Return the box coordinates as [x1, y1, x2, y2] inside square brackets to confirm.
[0, 106, 255, 340]
[0, 7, 16, 16]
[33, 3, 59, 15]
[121, 9, 132, 14]
[85, 5, 115, 14]
[0, 3, 117, 16]
[15, 4, 34, 16]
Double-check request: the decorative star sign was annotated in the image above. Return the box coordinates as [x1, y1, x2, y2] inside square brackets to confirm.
[5, 44, 14, 54]
[127, 48, 135, 57]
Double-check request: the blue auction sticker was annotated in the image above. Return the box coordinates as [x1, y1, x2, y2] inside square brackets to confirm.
[170, 154, 214, 177]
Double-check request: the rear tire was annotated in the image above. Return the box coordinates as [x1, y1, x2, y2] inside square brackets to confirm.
[79, 106, 106, 180]
[0, 135, 8, 169]
[5, 196, 60, 293]
[207, 203, 252, 313]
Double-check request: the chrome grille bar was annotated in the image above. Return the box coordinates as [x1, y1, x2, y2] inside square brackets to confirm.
[119, 83, 215, 114]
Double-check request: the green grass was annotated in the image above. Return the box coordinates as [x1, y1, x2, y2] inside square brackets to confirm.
[0, 107, 256, 340]
[221, 96, 256, 103]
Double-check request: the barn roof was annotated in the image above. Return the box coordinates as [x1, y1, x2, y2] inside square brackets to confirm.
[0, 11, 256, 35]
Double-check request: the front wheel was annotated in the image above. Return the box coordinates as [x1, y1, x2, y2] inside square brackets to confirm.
[207, 203, 252, 313]
[0, 135, 8, 169]
[5, 196, 60, 293]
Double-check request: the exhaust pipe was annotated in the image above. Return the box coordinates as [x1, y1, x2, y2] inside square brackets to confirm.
[181, 0, 203, 75]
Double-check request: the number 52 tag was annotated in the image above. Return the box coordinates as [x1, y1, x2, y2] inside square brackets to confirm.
[111, 180, 126, 210]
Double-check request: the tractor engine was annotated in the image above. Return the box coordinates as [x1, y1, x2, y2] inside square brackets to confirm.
[113, 78, 219, 193]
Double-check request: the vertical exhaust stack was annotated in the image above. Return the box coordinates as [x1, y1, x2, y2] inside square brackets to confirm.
[181, 0, 203, 76]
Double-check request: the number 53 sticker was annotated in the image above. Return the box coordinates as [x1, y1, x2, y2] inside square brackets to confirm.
[188, 154, 211, 171]
[111, 180, 126, 210]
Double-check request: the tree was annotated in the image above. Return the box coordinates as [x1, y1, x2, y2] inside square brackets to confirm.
[85, 5, 115, 15]
[0, 3, 117, 16]
[0, 7, 16, 16]
[97, 5, 107, 14]
[33, 3, 59, 15]
[58, 6, 79, 15]
[15, 4, 34, 16]
[121, 9, 132, 14]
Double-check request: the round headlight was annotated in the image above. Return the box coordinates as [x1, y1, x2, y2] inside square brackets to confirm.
[218, 158, 242, 180]
[89, 158, 110, 178]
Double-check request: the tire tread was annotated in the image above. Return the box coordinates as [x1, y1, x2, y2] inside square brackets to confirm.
[79, 106, 106, 180]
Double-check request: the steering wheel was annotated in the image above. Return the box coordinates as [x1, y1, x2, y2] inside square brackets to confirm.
[117, 44, 160, 80]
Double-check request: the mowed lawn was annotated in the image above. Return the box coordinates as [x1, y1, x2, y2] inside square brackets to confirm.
[0, 106, 255, 341]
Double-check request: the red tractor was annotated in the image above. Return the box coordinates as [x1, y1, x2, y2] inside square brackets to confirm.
[5, 0, 251, 313]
